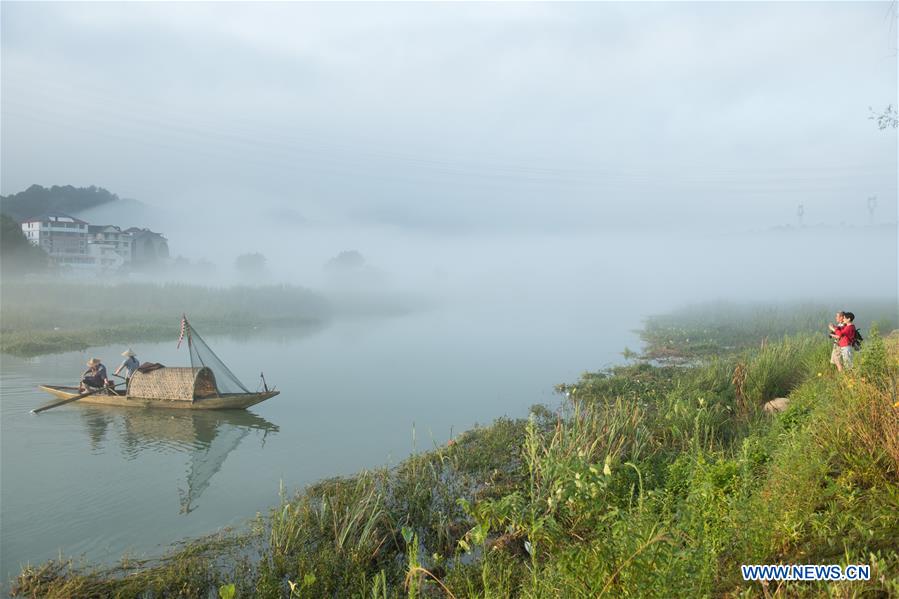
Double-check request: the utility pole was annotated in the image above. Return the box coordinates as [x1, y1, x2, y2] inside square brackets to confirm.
[867, 196, 877, 225]
[796, 203, 804, 227]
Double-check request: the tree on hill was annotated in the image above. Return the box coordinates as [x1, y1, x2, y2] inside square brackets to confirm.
[324, 250, 366, 271]
[235, 252, 267, 274]
[0, 185, 120, 221]
[1, 213, 48, 274]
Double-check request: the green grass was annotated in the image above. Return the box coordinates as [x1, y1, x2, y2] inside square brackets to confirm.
[11, 304, 899, 598]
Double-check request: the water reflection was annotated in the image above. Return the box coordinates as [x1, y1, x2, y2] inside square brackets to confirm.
[82, 408, 113, 450]
[78, 407, 279, 514]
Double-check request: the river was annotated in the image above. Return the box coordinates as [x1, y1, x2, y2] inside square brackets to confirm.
[0, 302, 640, 588]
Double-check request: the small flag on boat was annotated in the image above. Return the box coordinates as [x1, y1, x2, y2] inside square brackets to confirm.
[177, 314, 187, 349]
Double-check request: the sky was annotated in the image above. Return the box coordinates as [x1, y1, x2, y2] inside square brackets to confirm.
[2, 1, 896, 239]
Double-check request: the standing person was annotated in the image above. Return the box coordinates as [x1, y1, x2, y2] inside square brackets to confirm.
[80, 358, 109, 391]
[114, 348, 140, 381]
[828, 311, 845, 370]
[830, 311, 857, 372]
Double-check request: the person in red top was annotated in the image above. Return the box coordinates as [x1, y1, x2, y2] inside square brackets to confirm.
[828, 311, 845, 369]
[829, 311, 856, 371]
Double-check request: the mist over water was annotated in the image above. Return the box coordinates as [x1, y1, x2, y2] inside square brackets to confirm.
[1, 1, 897, 591]
[65, 193, 899, 309]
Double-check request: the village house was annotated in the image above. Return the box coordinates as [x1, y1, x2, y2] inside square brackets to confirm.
[125, 227, 170, 266]
[21, 214, 167, 272]
[88, 224, 133, 269]
[20, 212, 92, 267]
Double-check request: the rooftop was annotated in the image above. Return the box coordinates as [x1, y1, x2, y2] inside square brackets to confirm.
[21, 212, 88, 225]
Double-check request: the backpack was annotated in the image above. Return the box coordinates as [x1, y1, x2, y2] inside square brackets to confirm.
[851, 329, 863, 351]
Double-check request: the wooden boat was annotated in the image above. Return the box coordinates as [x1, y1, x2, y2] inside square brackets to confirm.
[38, 316, 279, 410]
[38, 383, 278, 410]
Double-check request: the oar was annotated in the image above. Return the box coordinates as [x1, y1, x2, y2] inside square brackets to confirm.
[31, 384, 119, 414]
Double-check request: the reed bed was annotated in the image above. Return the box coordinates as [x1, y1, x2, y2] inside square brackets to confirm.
[0, 281, 330, 356]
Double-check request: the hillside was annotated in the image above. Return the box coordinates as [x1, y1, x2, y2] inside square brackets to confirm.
[0, 185, 120, 222]
[0, 213, 48, 273]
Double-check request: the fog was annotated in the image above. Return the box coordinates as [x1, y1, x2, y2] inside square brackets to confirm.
[2, 5, 899, 583]
[1, 2, 897, 313]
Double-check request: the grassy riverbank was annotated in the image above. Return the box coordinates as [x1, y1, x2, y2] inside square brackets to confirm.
[10, 306, 899, 597]
[0, 282, 332, 356]
[640, 300, 898, 361]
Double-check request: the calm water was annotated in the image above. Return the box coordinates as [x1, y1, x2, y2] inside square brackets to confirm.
[0, 302, 639, 587]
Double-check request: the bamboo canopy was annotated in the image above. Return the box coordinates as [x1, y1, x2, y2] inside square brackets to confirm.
[127, 367, 218, 401]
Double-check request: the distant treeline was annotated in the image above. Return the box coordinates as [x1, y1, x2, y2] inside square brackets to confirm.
[0, 184, 120, 221]
[1, 212, 48, 273]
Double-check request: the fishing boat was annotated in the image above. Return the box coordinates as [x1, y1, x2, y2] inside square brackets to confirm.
[37, 316, 279, 411]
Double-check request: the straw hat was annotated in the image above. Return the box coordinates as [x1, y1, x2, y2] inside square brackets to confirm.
[87, 358, 102, 367]
[122, 348, 136, 357]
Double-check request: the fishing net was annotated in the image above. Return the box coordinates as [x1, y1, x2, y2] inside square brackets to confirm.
[179, 316, 250, 395]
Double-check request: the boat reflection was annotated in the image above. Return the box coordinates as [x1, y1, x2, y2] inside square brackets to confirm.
[79, 407, 279, 514]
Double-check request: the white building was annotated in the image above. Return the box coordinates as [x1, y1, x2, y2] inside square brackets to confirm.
[88, 225, 133, 265]
[20, 214, 155, 272]
[21, 212, 92, 267]
[87, 241, 127, 271]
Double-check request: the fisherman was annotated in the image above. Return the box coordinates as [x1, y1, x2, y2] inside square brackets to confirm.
[114, 348, 140, 381]
[80, 358, 109, 391]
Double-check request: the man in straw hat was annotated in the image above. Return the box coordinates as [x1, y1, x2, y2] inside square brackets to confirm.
[114, 348, 140, 381]
[80, 358, 109, 392]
